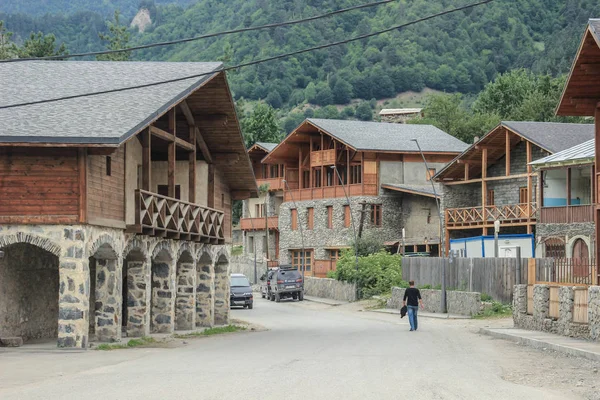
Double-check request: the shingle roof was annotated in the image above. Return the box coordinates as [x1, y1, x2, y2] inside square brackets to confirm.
[379, 108, 422, 116]
[530, 139, 595, 167]
[502, 121, 594, 153]
[0, 61, 222, 144]
[381, 183, 441, 198]
[306, 119, 468, 153]
[254, 142, 278, 152]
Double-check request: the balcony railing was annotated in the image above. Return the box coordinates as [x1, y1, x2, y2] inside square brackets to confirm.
[284, 184, 378, 202]
[256, 177, 284, 191]
[240, 216, 279, 231]
[130, 189, 224, 244]
[445, 203, 537, 226]
[539, 205, 594, 224]
[310, 149, 336, 167]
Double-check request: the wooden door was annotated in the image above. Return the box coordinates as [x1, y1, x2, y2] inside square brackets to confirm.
[572, 238, 589, 278]
[519, 187, 528, 217]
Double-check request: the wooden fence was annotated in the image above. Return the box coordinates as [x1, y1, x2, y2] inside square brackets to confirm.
[534, 258, 598, 286]
[402, 257, 528, 303]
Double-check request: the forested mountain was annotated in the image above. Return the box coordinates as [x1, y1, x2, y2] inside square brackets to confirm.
[2, 0, 600, 125]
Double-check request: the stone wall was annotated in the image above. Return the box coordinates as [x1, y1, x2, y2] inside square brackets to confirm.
[513, 284, 598, 340]
[230, 253, 268, 285]
[243, 230, 278, 260]
[487, 142, 548, 177]
[0, 224, 231, 349]
[387, 287, 482, 316]
[303, 277, 357, 302]
[278, 195, 403, 262]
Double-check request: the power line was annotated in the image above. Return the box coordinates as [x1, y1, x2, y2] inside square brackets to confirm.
[0, 0, 493, 110]
[0, 0, 396, 63]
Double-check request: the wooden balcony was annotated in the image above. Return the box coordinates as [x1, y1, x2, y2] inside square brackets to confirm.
[310, 149, 336, 167]
[256, 177, 284, 191]
[284, 184, 378, 202]
[240, 216, 279, 231]
[129, 189, 224, 244]
[445, 203, 538, 227]
[539, 205, 594, 224]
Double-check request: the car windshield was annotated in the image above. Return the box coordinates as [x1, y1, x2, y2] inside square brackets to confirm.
[230, 276, 250, 287]
[278, 270, 301, 280]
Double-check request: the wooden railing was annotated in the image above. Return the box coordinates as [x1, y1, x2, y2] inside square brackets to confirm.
[310, 149, 336, 167]
[130, 189, 224, 243]
[445, 203, 538, 226]
[539, 205, 594, 224]
[284, 184, 378, 202]
[256, 177, 284, 191]
[240, 216, 279, 231]
[535, 258, 598, 286]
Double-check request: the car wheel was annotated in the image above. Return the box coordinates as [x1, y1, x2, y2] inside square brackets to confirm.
[299, 292, 304, 301]
[275, 293, 281, 303]
[248, 303, 253, 309]
[292, 293, 297, 300]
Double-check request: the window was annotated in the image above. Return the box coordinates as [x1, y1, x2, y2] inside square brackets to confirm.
[426, 168, 436, 181]
[519, 187, 528, 204]
[328, 249, 342, 260]
[307, 208, 314, 230]
[313, 169, 322, 188]
[326, 168, 334, 186]
[371, 204, 382, 227]
[487, 189, 495, 206]
[106, 156, 112, 176]
[344, 205, 351, 228]
[158, 185, 181, 200]
[261, 164, 268, 179]
[291, 250, 313, 272]
[350, 165, 362, 184]
[302, 170, 310, 189]
[270, 164, 279, 178]
[255, 204, 265, 218]
[291, 209, 298, 231]
[248, 236, 255, 253]
[327, 206, 333, 229]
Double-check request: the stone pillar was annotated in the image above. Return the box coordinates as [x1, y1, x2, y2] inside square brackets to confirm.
[557, 286, 574, 336]
[590, 286, 600, 341]
[94, 258, 123, 342]
[213, 259, 230, 326]
[126, 260, 151, 337]
[533, 284, 550, 330]
[58, 243, 90, 348]
[513, 284, 528, 315]
[175, 262, 196, 330]
[196, 263, 215, 327]
[151, 259, 175, 333]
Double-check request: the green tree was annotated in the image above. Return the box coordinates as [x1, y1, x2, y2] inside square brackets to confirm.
[332, 79, 353, 104]
[0, 21, 18, 60]
[97, 11, 131, 61]
[240, 103, 282, 147]
[355, 102, 373, 121]
[18, 32, 68, 58]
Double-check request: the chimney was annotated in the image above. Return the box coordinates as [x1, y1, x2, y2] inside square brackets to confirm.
[473, 136, 479, 144]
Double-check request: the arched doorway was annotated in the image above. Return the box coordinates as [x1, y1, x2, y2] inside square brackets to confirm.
[196, 251, 214, 327]
[544, 238, 566, 258]
[175, 250, 196, 331]
[151, 248, 174, 333]
[572, 238, 590, 279]
[89, 243, 121, 343]
[0, 243, 59, 343]
[123, 247, 149, 338]
[214, 253, 230, 326]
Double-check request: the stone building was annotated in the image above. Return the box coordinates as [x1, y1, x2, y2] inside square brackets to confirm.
[261, 119, 467, 276]
[435, 121, 594, 255]
[379, 108, 423, 124]
[531, 139, 595, 259]
[557, 18, 600, 262]
[0, 61, 257, 348]
[240, 142, 282, 263]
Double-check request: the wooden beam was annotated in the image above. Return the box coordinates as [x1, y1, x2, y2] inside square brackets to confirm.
[212, 152, 240, 163]
[475, 144, 505, 150]
[505, 130, 511, 176]
[457, 159, 482, 164]
[195, 127, 213, 164]
[189, 126, 196, 203]
[78, 148, 87, 223]
[481, 148, 487, 221]
[142, 128, 151, 191]
[149, 125, 174, 142]
[175, 137, 195, 152]
[179, 100, 195, 127]
[88, 148, 118, 156]
[231, 190, 252, 200]
[207, 164, 215, 208]
[299, 146, 303, 189]
[168, 140, 175, 198]
[464, 163, 469, 181]
[168, 108, 176, 135]
[526, 141, 533, 207]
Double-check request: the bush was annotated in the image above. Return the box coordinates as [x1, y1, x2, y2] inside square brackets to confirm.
[351, 234, 383, 256]
[480, 292, 493, 302]
[331, 250, 407, 298]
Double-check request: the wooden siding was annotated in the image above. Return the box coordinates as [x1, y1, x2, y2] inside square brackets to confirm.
[0, 148, 80, 223]
[87, 147, 125, 223]
[214, 168, 232, 241]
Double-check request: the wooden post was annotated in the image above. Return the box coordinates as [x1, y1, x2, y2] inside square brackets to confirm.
[595, 105, 600, 262]
[346, 148, 350, 187]
[528, 258, 536, 285]
[361, 152, 365, 194]
[189, 126, 196, 203]
[309, 137, 313, 189]
[168, 108, 176, 198]
[526, 141, 533, 233]
[142, 128, 151, 191]
[299, 147, 303, 189]
[78, 148, 87, 223]
[566, 167, 571, 206]
[505, 130, 511, 176]
[481, 148, 488, 221]
[321, 132, 325, 190]
[464, 163, 469, 181]
[207, 164, 215, 208]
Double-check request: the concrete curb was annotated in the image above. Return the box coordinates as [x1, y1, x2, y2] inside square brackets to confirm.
[479, 328, 600, 363]
[368, 308, 471, 320]
[303, 296, 347, 306]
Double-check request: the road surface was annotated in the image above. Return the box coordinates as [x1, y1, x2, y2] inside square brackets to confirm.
[1, 298, 598, 399]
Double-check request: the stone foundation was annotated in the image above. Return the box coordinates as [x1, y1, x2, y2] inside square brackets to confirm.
[304, 277, 356, 302]
[0, 224, 231, 349]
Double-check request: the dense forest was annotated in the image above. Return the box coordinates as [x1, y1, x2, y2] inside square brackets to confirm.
[1, 0, 599, 134]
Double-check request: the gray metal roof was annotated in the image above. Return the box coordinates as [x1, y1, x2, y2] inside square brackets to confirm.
[530, 139, 595, 167]
[306, 119, 468, 153]
[381, 183, 441, 198]
[0, 61, 223, 144]
[502, 121, 594, 153]
[255, 142, 278, 152]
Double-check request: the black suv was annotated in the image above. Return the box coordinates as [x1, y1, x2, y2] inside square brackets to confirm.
[230, 273, 253, 309]
[268, 266, 304, 302]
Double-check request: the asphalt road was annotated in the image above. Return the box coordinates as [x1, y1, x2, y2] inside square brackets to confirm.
[0, 298, 592, 400]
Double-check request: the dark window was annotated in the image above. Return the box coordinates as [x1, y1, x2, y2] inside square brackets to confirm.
[307, 208, 314, 230]
[157, 185, 181, 200]
[327, 206, 333, 229]
[350, 165, 362, 184]
[106, 156, 112, 176]
[291, 250, 312, 272]
[291, 209, 298, 231]
[371, 204, 382, 227]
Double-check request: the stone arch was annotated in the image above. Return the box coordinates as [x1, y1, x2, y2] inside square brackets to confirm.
[122, 237, 150, 338]
[213, 250, 230, 326]
[151, 240, 174, 262]
[123, 237, 149, 261]
[0, 233, 61, 257]
[177, 242, 196, 264]
[196, 248, 215, 327]
[150, 242, 175, 334]
[89, 234, 120, 260]
[566, 235, 593, 259]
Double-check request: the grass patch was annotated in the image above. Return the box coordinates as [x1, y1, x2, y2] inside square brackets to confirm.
[174, 325, 246, 338]
[474, 302, 512, 319]
[480, 292, 493, 302]
[95, 336, 155, 350]
[231, 245, 243, 256]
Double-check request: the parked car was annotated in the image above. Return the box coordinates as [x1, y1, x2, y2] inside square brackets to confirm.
[268, 265, 304, 302]
[230, 273, 253, 309]
[260, 269, 276, 299]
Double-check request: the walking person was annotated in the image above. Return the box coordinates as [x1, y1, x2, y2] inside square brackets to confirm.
[403, 280, 424, 331]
